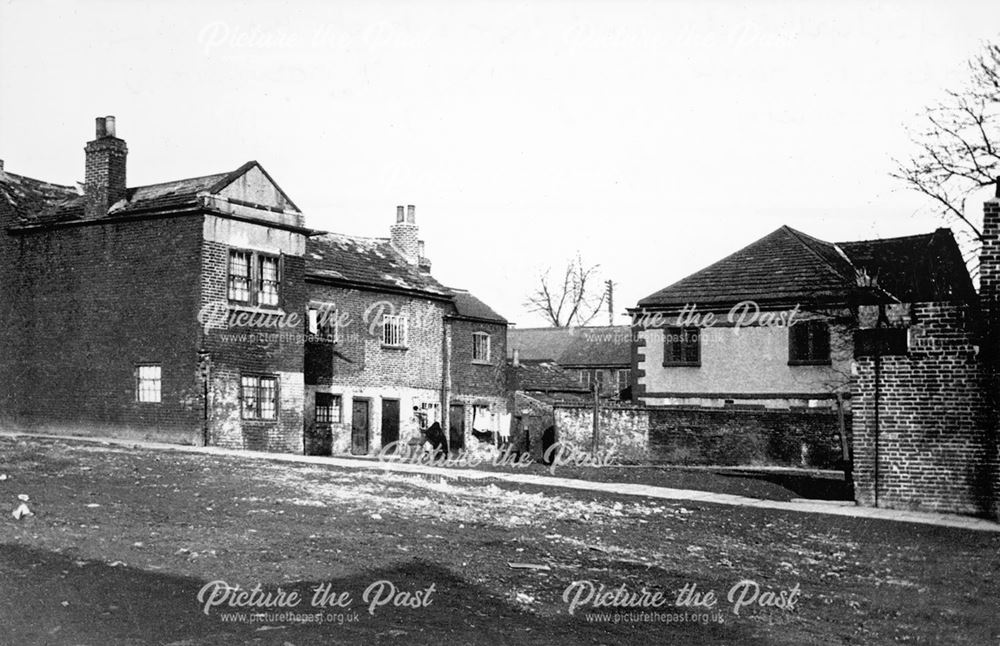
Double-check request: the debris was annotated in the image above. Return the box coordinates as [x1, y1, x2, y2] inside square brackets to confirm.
[133, 542, 145, 548]
[508, 562, 551, 571]
[85, 503, 101, 508]
[0, 474, 8, 481]
[108, 561, 127, 567]
[11, 503, 32, 519]
[371, 513, 383, 520]
[61, 601, 69, 607]
[17, 494, 29, 502]
[588, 545, 609, 553]
[515, 592, 535, 605]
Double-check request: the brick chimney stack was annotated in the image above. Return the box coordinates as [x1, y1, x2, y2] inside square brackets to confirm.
[979, 179, 1000, 520]
[84, 116, 128, 219]
[390, 204, 420, 265]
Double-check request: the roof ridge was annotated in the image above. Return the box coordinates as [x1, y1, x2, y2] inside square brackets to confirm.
[780, 225, 853, 282]
[836, 230, 942, 245]
[128, 170, 231, 191]
[0, 170, 77, 192]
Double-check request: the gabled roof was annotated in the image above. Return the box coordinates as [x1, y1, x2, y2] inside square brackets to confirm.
[3, 160, 300, 225]
[637, 225, 974, 309]
[507, 327, 579, 362]
[449, 289, 508, 324]
[306, 232, 451, 298]
[837, 229, 975, 303]
[557, 326, 632, 367]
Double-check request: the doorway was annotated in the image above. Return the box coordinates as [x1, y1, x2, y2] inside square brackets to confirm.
[351, 399, 369, 455]
[449, 403, 465, 453]
[381, 398, 400, 452]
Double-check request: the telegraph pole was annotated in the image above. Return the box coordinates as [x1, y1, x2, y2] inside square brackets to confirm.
[606, 279, 614, 325]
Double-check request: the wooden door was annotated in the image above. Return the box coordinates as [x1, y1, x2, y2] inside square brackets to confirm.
[351, 399, 369, 455]
[381, 398, 400, 452]
[449, 404, 465, 453]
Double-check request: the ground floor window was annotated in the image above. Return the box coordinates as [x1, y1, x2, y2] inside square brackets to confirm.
[135, 365, 161, 403]
[241, 374, 278, 419]
[315, 392, 341, 423]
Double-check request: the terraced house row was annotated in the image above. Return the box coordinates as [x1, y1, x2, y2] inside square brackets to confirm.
[0, 116, 508, 455]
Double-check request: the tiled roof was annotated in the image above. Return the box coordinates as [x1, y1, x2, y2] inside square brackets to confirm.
[449, 290, 508, 323]
[0, 171, 79, 223]
[305, 232, 451, 298]
[837, 229, 975, 303]
[507, 327, 579, 362]
[557, 326, 632, 367]
[638, 226, 974, 309]
[508, 360, 589, 393]
[4, 161, 297, 224]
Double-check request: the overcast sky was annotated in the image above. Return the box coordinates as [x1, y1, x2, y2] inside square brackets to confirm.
[2, 1, 998, 326]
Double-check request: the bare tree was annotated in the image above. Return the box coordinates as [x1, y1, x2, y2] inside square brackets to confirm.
[893, 40, 1000, 273]
[525, 254, 607, 327]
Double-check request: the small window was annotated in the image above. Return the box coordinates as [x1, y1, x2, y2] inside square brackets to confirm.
[241, 374, 278, 419]
[663, 327, 700, 366]
[308, 305, 339, 342]
[617, 368, 630, 390]
[382, 314, 407, 347]
[315, 393, 341, 424]
[228, 251, 251, 303]
[581, 370, 592, 388]
[135, 365, 161, 403]
[258, 255, 280, 306]
[472, 332, 491, 362]
[789, 321, 831, 364]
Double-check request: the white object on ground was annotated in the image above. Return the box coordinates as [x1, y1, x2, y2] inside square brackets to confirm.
[11, 503, 32, 519]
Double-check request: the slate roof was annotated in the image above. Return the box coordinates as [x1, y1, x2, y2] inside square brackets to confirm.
[638, 226, 974, 309]
[0, 170, 79, 223]
[449, 290, 508, 324]
[3, 161, 299, 225]
[508, 360, 590, 393]
[305, 232, 452, 298]
[507, 327, 579, 362]
[557, 326, 632, 367]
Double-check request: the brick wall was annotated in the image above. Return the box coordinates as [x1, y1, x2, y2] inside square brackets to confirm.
[0, 215, 206, 443]
[852, 301, 994, 515]
[449, 318, 507, 398]
[201, 242, 307, 453]
[649, 407, 848, 468]
[979, 194, 1000, 519]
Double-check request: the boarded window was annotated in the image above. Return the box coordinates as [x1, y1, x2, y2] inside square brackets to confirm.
[472, 332, 491, 361]
[382, 314, 407, 347]
[789, 321, 831, 364]
[663, 327, 700, 365]
[315, 392, 341, 424]
[241, 374, 278, 419]
[308, 305, 339, 341]
[135, 365, 161, 403]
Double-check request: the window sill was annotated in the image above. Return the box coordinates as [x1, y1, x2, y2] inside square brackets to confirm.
[471, 359, 493, 365]
[662, 361, 701, 367]
[787, 360, 832, 366]
[228, 304, 287, 316]
[242, 418, 279, 423]
[381, 344, 408, 351]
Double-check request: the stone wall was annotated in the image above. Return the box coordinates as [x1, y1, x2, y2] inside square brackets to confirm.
[553, 405, 650, 463]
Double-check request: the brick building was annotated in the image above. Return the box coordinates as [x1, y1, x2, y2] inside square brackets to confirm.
[0, 117, 508, 456]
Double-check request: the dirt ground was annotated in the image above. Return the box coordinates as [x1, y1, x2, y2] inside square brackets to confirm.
[0, 435, 997, 645]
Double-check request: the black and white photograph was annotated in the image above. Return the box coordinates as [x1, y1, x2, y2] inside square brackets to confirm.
[1, 1, 999, 644]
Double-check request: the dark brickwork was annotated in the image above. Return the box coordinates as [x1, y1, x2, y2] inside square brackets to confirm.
[449, 318, 507, 398]
[84, 135, 127, 220]
[980, 195, 1000, 519]
[649, 407, 848, 468]
[0, 215, 205, 443]
[201, 242, 307, 453]
[851, 301, 994, 515]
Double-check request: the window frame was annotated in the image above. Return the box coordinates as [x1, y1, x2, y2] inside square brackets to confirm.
[382, 314, 408, 348]
[663, 326, 701, 367]
[617, 368, 631, 391]
[135, 364, 162, 403]
[240, 373, 279, 420]
[314, 392, 341, 424]
[788, 320, 832, 365]
[308, 304, 340, 342]
[472, 331, 492, 363]
[227, 248, 282, 309]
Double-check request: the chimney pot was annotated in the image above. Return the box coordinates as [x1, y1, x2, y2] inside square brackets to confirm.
[513, 348, 520, 367]
[0, 159, 4, 172]
[396, 205, 404, 222]
[105, 115, 116, 138]
[406, 204, 415, 223]
[95, 117, 107, 138]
